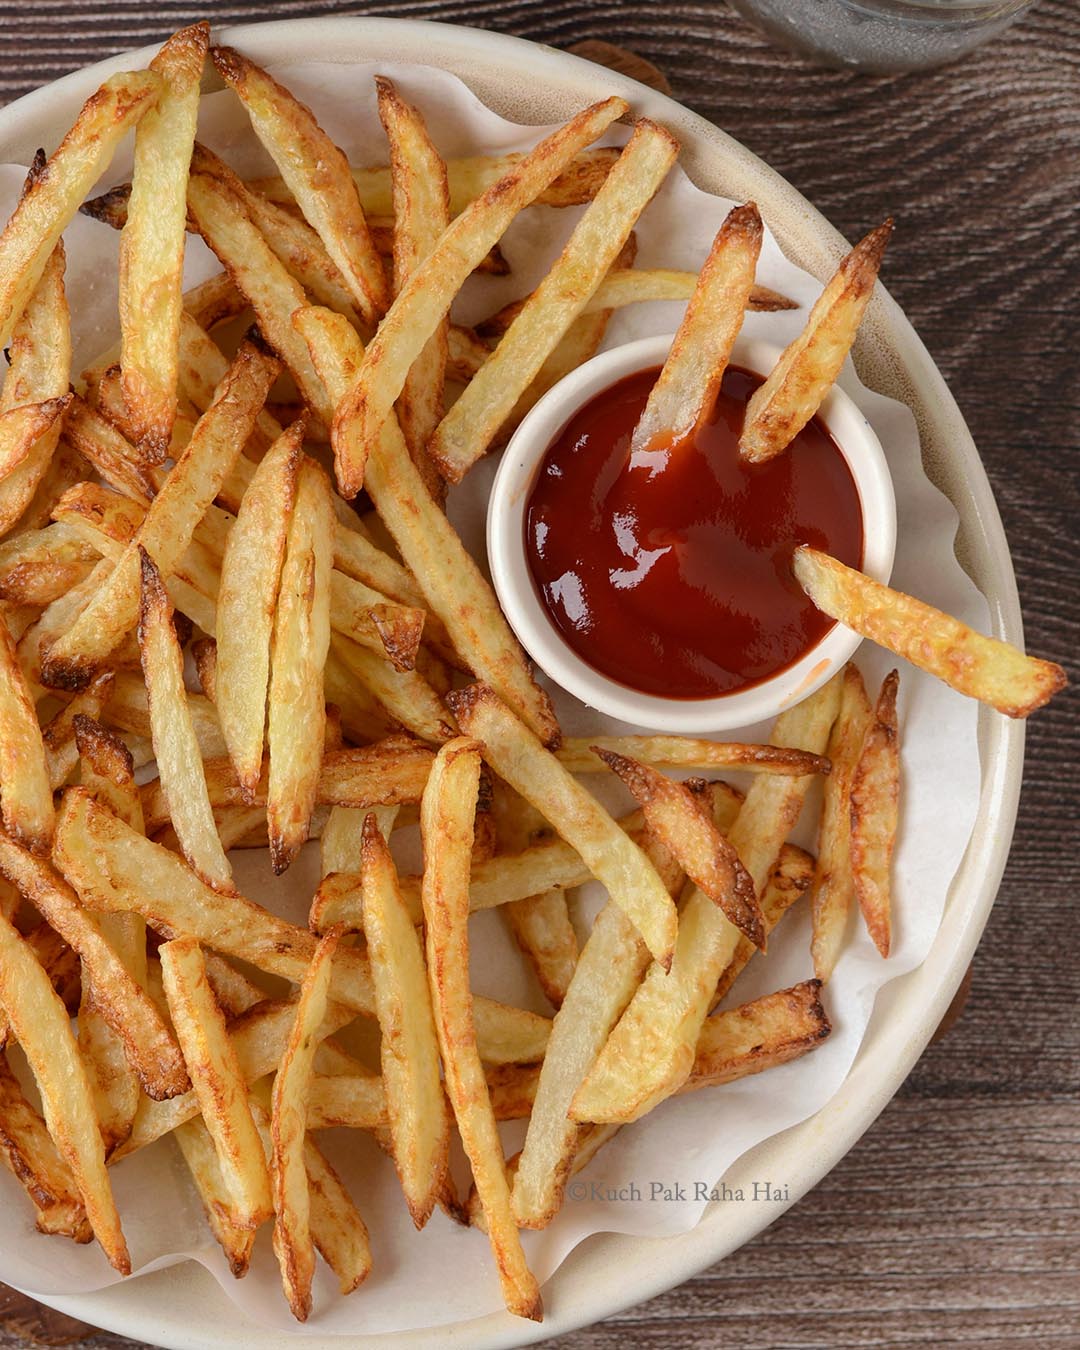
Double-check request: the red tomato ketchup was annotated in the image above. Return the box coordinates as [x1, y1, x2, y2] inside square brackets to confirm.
[524, 365, 864, 700]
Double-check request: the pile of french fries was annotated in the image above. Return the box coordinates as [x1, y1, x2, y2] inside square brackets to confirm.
[0, 22, 1064, 1325]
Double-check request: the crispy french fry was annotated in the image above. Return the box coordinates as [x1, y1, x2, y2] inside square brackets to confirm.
[851, 670, 901, 957]
[253, 146, 622, 216]
[0, 523, 96, 607]
[429, 119, 678, 484]
[43, 342, 280, 689]
[271, 927, 340, 1321]
[689, 979, 831, 1088]
[330, 571, 425, 672]
[297, 305, 559, 745]
[119, 23, 208, 460]
[629, 203, 761, 456]
[794, 546, 1066, 717]
[713, 843, 815, 1004]
[160, 936, 273, 1230]
[811, 664, 873, 981]
[360, 814, 448, 1228]
[174, 1116, 257, 1278]
[0, 399, 72, 535]
[329, 95, 627, 494]
[0, 910, 129, 1271]
[102, 668, 226, 762]
[175, 310, 285, 455]
[0, 609, 53, 850]
[212, 46, 388, 326]
[594, 748, 762, 946]
[57, 397, 155, 504]
[217, 420, 303, 798]
[139, 548, 232, 888]
[557, 734, 828, 776]
[422, 738, 542, 1321]
[42, 671, 115, 790]
[0, 1051, 92, 1241]
[448, 684, 676, 966]
[73, 714, 144, 830]
[329, 633, 453, 746]
[267, 458, 335, 872]
[740, 221, 892, 463]
[0, 71, 160, 350]
[377, 76, 451, 501]
[302, 1133, 372, 1295]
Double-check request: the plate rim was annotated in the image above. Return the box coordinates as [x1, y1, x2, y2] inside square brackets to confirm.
[0, 15, 1025, 1348]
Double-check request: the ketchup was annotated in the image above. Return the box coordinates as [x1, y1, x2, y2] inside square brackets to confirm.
[524, 365, 864, 700]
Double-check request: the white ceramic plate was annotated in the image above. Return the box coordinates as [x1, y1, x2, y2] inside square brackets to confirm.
[0, 17, 1024, 1349]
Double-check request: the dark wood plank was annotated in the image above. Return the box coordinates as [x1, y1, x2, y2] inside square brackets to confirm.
[0, 4, 1076, 1346]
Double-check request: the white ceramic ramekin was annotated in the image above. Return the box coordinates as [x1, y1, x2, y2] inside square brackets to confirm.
[487, 333, 897, 731]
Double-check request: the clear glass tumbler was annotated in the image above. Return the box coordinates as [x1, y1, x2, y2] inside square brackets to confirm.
[727, 0, 1036, 73]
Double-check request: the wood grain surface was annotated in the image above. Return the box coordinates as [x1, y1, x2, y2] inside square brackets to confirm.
[0, 2, 1076, 1347]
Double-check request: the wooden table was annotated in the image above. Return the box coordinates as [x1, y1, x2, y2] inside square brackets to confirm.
[0, 2, 1076, 1346]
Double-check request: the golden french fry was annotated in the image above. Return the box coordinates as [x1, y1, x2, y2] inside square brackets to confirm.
[448, 684, 676, 966]
[302, 1133, 372, 1295]
[557, 734, 829, 776]
[429, 119, 678, 484]
[594, 748, 762, 946]
[360, 813, 448, 1228]
[740, 221, 892, 463]
[217, 420, 303, 798]
[811, 664, 874, 981]
[139, 548, 232, 889]
[185, 145, 332, 426]
[212, 46, 388, 326]
[794, 546, 1066, 717]
[422, 738, 542, 1321]
[44, 342, 280, 689]
[630, 203, 761, 456]
[267, 458, 335, 872]
[689, 979, 831, 1088]
[297, 305, 559, 745]
[73, 714, 145, 830]
[0, 398, 72, 534]
[160, 936, 273, 1230]
[0, 910, 129, 1272]
[119, 23, 208, 460]
[271, 927, 340, 1321]
[0, 71, 160, 350]
[0, 609, 53, 850]
[713, 843, 815, 1004]
[253, 146, 622, 216]
[329, 633, 453, 746]
[330, 571, 425, 671]
[102, 668, 226, 762]
[376, 76, 451, 501]
[42, 671, 115, 790]
[0, 523, 96, 608]
[850, 670, 901, 957]
[174, 1116, 257, 1278]
[329, 96, 627, 494]
[0, 1051, 91, 1241]
[57, 396, 155, 504]
[175, 310, 284, 455]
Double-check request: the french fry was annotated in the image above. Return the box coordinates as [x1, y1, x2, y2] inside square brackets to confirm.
[851, 670, 901, 957]
[57, 397, 155, 504]
[174, 1116, 257, 1278]
[212, 46, 388, 327]
[329, 95, 627, 494]
[557, 734, 828, 776]
[182, 269, 249, 331]
[794, 546, 1066, 717]
[43, 342, 280, 689]
[302, 1133, 372, 1295]
[629, 203, 761, 456]
[421, 738, 542, 1321]
[160, 936, 273, 1231]
[267, 458, 335, 872]
[185, 145, 332, 427]
[253, 146, 622, 216]
[811, 664, 874, 981]
[217, 420, 303, 798]
[330, 571, 425, 671]
[103, 669, 226, 762]
[270, 927, 340, 1321]
[42, 671, 115, 790]
[0, 910, 129, 1272]
[377, 77, 451, 501]
[360, 813, 448, 1227]
[297, 305, 560, 745]
[0, 831, 186, 1099]
[713, 843, 815, 1004]
[594, 749, 762, 946]
[429, 119, 678, 484]
[119, 23, 208, 460]
[0, 523, 97, 608]
[448, 684, 676, 967]
[0, 229, 71, 531]
[175, 311, 285, 455]
[688, 979, 831, 1089]
[0, 70, 161, 350]
[0, 1050, 92, 1241]
[740, 221, 892, 463]
[139, 548, 232, 889]
[0, 609, 54, 850]
[329, 633, 453, 746]
[74, 714, 145, 830]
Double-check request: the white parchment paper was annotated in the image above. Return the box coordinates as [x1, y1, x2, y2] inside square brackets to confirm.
[0, 60, 987, 1334]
